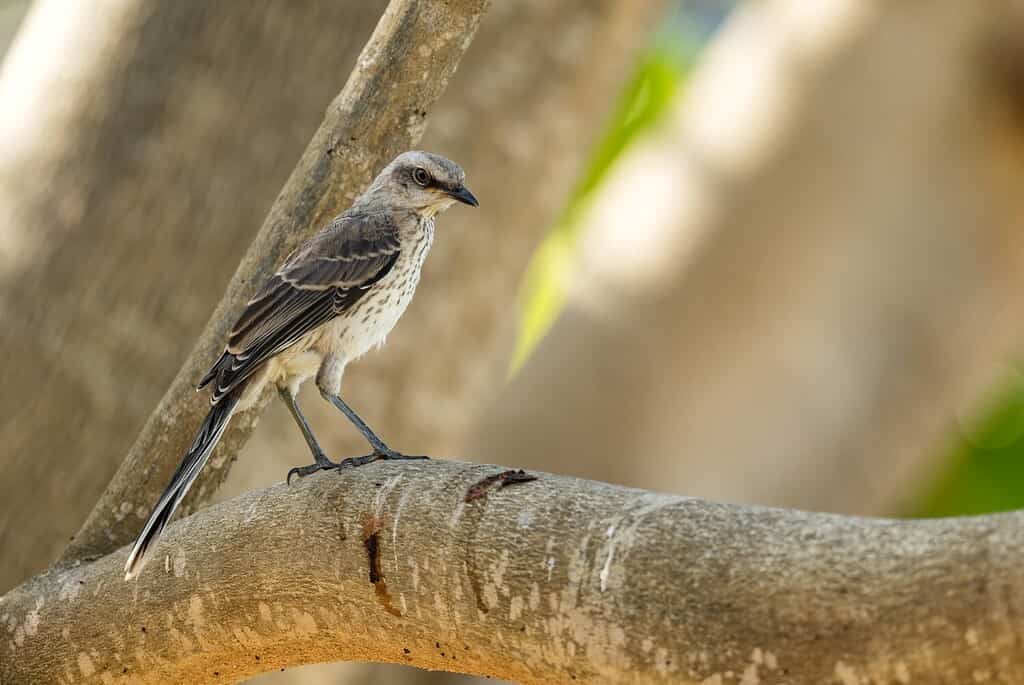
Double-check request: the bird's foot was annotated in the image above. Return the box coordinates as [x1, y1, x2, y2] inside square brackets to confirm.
[287, 450, 429, 483]
[287, 452, 341, 484]
[337, 449, 430, 469]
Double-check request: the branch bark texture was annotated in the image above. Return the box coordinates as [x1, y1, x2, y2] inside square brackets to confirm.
[61, 0, 489, 565]
[3, 460, 1023, 684]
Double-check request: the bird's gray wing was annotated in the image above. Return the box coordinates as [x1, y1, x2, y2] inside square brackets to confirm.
[198, 213, 401, 403]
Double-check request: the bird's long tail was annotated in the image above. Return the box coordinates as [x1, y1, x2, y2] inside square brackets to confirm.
[124, 387, 242, 580]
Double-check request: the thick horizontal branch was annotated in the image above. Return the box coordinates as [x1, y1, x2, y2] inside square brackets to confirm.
[3, 459, 1024, 684]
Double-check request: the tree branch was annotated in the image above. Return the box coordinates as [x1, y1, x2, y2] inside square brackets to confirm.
[61, 0, 489, 566]
[3, 459, 1023, 684]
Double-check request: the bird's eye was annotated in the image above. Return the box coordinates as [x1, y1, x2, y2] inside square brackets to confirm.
[412, 167, 431, 187]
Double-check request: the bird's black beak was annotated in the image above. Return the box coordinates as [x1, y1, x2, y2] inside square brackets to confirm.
[447, 185, 479, 207]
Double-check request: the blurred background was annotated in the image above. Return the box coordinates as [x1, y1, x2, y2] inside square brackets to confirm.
[3, 0, 1024, 683]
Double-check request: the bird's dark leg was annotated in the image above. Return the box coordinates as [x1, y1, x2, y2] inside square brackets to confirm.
[278, 386, 341, 483]
[321, 390, 392, 454]
[320, 390, 429, 466]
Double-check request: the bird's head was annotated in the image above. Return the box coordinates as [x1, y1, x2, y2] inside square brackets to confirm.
[362, 151, 478, 216]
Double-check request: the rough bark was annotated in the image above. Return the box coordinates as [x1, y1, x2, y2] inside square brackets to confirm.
[4, 459, 1024, 684]
[0, 0, 388, 593]
[61, 0, 490, 566]
[468, 0, 1024, 514]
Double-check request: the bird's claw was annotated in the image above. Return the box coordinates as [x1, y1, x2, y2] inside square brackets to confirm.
[338, 450, 430, 468]
[287, 450, 429, 483]
[286, 454, 340, 484]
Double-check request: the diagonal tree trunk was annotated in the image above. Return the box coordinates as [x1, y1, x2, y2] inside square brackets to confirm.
[0, 0, 388, 593]
[61, 0, 492, 568]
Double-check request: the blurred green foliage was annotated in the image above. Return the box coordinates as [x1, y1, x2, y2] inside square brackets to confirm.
[512, 4, 1023, 520]
[915, 370, 1024, 517]
[510, 42, 690, 371]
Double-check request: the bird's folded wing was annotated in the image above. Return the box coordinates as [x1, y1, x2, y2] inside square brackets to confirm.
[198, 213, 401, 402]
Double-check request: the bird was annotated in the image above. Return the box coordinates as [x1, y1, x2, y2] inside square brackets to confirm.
[123, 150, 478, 580]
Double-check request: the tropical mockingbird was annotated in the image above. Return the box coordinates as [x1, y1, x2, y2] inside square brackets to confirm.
[124, 151, 477, 579]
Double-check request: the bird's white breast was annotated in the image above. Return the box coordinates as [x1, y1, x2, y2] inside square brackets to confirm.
[326, 218, 435, 364]
[237, 216, 438, 405]
[241, 217, 435, 407]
